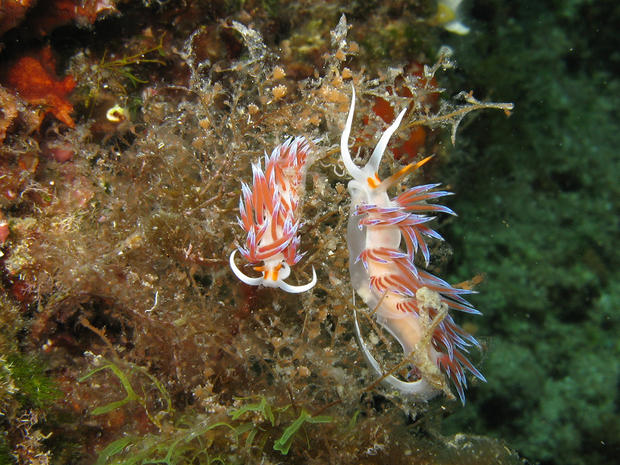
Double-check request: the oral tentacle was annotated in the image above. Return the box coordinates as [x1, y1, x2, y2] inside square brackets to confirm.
[229, 250, 263, 286]
[277, 266, 317, 293]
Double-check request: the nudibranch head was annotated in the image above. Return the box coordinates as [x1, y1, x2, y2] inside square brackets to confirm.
[340, 85, 409, 191]
[229, 250, 317, 293]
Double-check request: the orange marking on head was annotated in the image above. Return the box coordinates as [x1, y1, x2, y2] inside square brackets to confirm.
[271, 263, 283, 281]
[253, 264, 282, 281]
[367, 173, 381, 189]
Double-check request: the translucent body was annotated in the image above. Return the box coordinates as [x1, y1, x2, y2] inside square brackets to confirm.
[341, 86, 484, 403]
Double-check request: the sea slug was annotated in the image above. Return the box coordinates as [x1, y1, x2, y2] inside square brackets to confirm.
[341, 86, 484, 403]
[230, 136, 317, 293]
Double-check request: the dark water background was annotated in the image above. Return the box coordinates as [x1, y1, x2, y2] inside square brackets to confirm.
[440, 2, 620, 464]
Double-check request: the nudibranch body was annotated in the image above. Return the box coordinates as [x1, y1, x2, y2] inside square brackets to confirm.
[341, 87, 484, 403]
[230, 136, 317, 294]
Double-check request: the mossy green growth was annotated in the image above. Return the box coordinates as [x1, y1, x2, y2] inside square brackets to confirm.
[81, 360, 234, 464]
[2, 354, 61, 410]
[0, 434, 12, 465]
[94, 421, 237, 465]
[0, 354, 60, 463]
[92, 399, 334, 464]
[229, 395, 276, 426]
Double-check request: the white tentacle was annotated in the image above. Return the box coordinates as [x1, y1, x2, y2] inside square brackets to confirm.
[340, 85, 366, 182]
[229, 250, 263, 286]
[278, 266, 317, 294]
[367, 107, 408, 173]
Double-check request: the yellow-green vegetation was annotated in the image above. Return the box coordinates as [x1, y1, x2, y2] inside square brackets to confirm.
[0, 354, 61, 464]
[1, 355, 61, 410]
[97, 36, 167, 88]
[76, 33, 167, 110]
[80, 359, 335, 463]
[79, 360, 173, 426]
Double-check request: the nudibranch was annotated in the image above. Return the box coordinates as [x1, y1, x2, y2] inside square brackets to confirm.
[341, 86, 484, 403]
[230, 136, 317, 293]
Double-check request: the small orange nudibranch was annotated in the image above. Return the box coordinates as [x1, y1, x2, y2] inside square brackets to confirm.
[229, 137, 316, 293]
